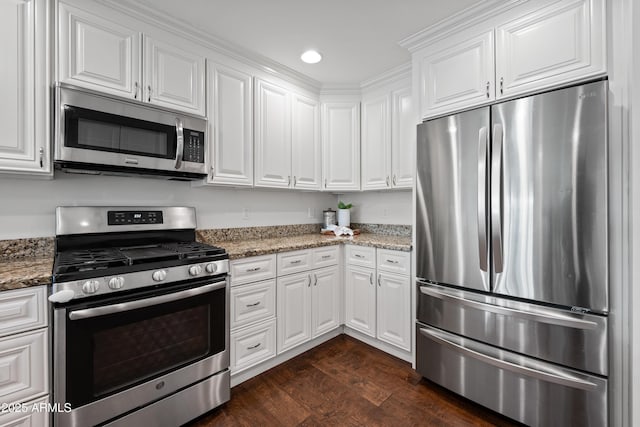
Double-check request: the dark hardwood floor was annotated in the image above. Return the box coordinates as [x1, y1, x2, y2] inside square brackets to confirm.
[189, 335, 520, 426]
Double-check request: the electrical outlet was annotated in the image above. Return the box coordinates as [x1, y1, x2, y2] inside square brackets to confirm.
[383, 208, 388, 217]
[242, 208, 249, 220]
[307, 208, 314, 218]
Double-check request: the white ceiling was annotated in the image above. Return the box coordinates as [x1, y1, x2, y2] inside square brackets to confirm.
[133, 0, 481, 85]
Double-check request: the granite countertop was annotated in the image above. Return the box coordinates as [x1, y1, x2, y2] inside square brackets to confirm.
[0, 257, 53, 291]
[206, 233, 412, 260]
[0, 229, 412, 291]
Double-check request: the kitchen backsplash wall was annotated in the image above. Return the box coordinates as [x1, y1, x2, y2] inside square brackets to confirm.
[0, 173, 336, 239]
[334, 191, 412, 225]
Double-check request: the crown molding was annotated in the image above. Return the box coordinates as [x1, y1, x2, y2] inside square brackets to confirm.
[398, 0, 528, 53]
[98, 0, 323, 92]
[320, 83, 362, 97]
[360, 62, 411, 92]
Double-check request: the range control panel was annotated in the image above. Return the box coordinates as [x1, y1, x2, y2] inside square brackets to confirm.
[182, 129, 205, 163]
[108, 210, 164, 225]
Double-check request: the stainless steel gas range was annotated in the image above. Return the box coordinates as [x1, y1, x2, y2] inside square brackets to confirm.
[49, 206, 230, 427]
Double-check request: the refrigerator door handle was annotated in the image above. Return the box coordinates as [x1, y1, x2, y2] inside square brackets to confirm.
[477, 126, 489, 272]
[418, 285, 598, 330]
[418, 326, 598, 391]
[491, 123, 504, 273]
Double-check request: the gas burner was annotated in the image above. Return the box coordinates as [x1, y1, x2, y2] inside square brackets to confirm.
[55, 249, 129, 274]
[162, 242, 226, 258]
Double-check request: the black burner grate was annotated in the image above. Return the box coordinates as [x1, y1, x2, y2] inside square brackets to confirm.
[55, 249, 130, 274]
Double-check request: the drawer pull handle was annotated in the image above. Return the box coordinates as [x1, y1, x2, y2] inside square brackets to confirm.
[386, 259, 399, 264]
[246, 301, 261, 307]
[355, 254, 365, 259]
[247, 343, 261, 350]
[321, 255, 331, 259]
[290, 260, 302, 265]
[246, 267, 261, 272]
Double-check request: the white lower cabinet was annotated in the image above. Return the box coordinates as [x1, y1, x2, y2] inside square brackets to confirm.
[0, 286, 49, 424]
[277, 272, 312, 352]
[311, 267, 340, 337]
[345, 247, 411, 351]
[230, 319, 276, 373]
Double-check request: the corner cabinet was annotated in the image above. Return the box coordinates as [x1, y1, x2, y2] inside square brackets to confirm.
[206, 63, 254, 186]
[58, 3, 205, 116]
[0, 0, 51, 176]
[321, 101, 361, 191]
[415, 0, 605, 120]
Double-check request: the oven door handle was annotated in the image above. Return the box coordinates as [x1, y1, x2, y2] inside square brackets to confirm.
[68, 281, 226, 321]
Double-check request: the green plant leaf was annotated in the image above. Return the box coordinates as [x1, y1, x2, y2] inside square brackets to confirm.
[338, 201, 352, 209]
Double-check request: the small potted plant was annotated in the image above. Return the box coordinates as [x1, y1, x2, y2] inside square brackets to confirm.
[337, 201, 352, 227]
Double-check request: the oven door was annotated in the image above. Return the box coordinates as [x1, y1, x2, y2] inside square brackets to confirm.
[53, 276, 229, 427]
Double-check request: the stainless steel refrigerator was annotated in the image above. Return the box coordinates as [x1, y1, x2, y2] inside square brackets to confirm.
[415, 80, 608, 427]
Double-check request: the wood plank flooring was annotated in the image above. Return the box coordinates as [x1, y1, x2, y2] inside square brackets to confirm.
[189, 335, 521, 426]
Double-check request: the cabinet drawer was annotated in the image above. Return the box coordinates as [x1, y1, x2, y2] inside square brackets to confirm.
[277, 250, 313, 276]
[377, 249, 411, 276]
[230, 279, 276, 330]
[0, 287, 47, 338]
[313, 246, 339, 268]
[0, 395, 50, 426]
[230, 319, 276, 374]
[230, 255, 276, 286]
[345, 245, 376, 268]
[0, 330, 48, 404]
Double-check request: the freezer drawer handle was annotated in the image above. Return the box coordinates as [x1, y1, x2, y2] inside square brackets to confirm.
[418, 327, 597, 391]
[418, 285, 598, 330]
[68, 281, 226, 320]
[477, 126, 489, 272]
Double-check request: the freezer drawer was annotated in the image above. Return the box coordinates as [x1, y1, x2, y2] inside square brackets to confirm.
[417, 283, 607, 375]
[416, 324, 607, 427]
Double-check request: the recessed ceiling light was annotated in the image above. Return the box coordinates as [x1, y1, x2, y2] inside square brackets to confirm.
[301, 50, 322, 64]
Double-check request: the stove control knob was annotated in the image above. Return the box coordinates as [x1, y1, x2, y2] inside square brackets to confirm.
[108, 276, 125, 290]
[152, 270, 167, 282]
[189, 265, 203, 276]
[205, 263, 218, 274]
[82, 280, 100, 294]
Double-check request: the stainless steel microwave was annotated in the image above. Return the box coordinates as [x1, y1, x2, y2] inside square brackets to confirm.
[54, 84, 207, 180]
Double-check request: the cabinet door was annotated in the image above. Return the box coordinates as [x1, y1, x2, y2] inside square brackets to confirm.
[255, 79, 292, 188]
[0, 0, 50, 175]
[344, 265, 376, 337]
[419, 30, 494, 119]
[321, 102, 361, 191]
[391, 87, 415, 188]
[311, 266, 340, 338]
[207, 64, 253, 186]
[144, 36, 206, 116]
[291, 93, 321, 190]
[277, 272, 311, 353]
[58, 3, 141, 99]
[376, 272, 411, 351]
[495, 0, 605, 98]
[361, 94, 391, 190]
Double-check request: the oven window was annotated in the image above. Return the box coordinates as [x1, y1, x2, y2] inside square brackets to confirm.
[92, 305, 209, 396]
[64, 283, 225, 408]
[65, 106, 176, 159]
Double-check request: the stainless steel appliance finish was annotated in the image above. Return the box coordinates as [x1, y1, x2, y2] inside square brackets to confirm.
[51, 206, 230, 427]
[415, 80, 609, 426]
[323, 208, 337, 228]
[54, 84, 207, 179]
[416, 325, 607, 427]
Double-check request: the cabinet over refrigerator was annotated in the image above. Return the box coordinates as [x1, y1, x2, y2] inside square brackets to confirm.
[415, 80, 608, 427]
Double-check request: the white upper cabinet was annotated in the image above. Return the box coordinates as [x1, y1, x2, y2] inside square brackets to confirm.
[361, 94, 391, 190]
[322, 101, 361, 191]
[58, 3, 205, 115]
[144, 36, 206, 116]
[0, 0, 51, 176]
[291, 94, 321, 190]
[391, 87, 415, 188]
[414, 0, 605, 119]
[207, 63, 253, 186]
[495, 0, 605, 98]
[254, 79, 292, 188]
[418, 30, 495, 118]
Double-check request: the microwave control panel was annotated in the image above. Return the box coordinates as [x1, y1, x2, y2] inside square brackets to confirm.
[183, 129, 205, 164]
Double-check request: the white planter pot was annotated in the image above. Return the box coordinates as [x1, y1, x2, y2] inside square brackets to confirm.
[337, 209, 351, 227]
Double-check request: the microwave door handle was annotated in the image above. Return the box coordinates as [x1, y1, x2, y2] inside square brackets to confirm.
[68, 280, 225, 320]
[175, 118, 184, 169]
